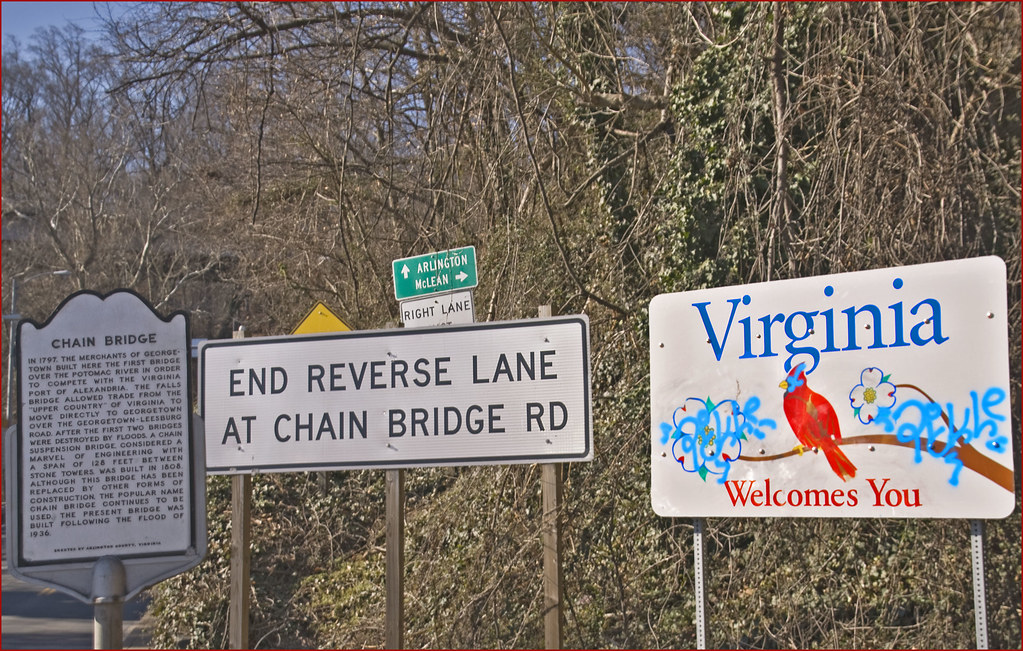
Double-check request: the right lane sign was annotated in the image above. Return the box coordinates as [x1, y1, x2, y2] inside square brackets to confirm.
[400, 290, 475, 328]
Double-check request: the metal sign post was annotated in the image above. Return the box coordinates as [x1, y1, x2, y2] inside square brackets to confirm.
[92, 556, 126, 649]
[692, 518, 707, 650]
[970, 519, 988, 649]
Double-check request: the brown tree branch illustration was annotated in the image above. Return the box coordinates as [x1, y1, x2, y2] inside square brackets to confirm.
[738, 433, 1012, 493]
[737, 383, 1013, 493]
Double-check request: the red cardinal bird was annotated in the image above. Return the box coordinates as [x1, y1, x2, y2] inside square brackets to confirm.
[780, 363, 856, 481]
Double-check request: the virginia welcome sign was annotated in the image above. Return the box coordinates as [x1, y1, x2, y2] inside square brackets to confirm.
[649, 257, 1013, 519]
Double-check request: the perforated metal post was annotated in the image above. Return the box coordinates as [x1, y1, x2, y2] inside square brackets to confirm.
[693, 518, 707, 650]
[970, 519, 988, 649]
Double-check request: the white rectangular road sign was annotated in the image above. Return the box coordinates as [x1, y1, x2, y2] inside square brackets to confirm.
[650, 257, 1013, 519]
[400, 290, 475, 328]
[201, 316, 591, 473]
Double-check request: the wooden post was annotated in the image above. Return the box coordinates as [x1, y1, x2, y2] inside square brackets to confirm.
[385, 469, 405, 649]
[229, 474, 252, 649]
[382, 319, 405, 649]
[229, 326, 251, 650]
[539, 305, 564, 649]
[542, 463, 564, 649]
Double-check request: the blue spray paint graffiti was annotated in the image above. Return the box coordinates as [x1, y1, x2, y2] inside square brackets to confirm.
[870, 386, 1007, 486]
[659, 396, 776, 483]
[658, 364, 1008, 489]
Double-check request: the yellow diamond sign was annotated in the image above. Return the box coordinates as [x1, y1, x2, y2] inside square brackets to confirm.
[292, 302, 351, 334]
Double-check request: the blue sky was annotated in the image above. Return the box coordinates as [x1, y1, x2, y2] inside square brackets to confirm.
[1, 1, 128, 49]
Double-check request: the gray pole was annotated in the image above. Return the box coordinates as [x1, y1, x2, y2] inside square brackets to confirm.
[970, 519, 989, 649]
[693, 517, 707, 650]
[91, 556, 126, 649]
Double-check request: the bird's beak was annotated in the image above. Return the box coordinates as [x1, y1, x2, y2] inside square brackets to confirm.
[779, 380, 788, 390]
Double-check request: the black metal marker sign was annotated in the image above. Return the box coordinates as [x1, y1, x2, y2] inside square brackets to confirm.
[5, 290, 205, 602]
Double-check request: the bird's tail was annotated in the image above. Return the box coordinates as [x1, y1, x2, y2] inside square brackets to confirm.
[821, 441, 856, 481]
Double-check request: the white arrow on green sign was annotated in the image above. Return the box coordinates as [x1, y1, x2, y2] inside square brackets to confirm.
[393, 246, 478, 299]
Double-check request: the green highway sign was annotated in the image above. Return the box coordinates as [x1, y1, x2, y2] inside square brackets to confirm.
[393, 246, 478, 299]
